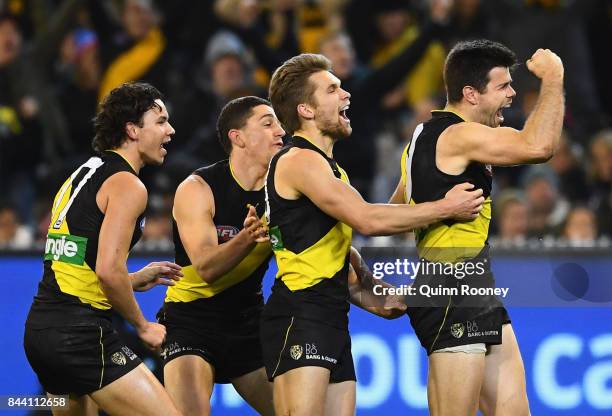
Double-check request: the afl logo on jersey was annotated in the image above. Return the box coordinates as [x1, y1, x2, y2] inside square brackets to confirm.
[485, 164, 493, 177]
[139, 217, 146, 231]
[217, 225, 239, 242]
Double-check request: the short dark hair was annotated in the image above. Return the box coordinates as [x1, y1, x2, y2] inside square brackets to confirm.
[92, 82, 163, 153]
[444, 40, 517, 104]
[216, 96, 271, 155]
[269, 54, 331, 135]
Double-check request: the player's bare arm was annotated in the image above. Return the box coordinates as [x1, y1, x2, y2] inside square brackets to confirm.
[131, 261, 183, 292]
[276, 149, 484, 235]
[348, 247, 407, 319]
[173, 174, 268, 284]
[388, 173, 487, 222]
[439, 49, 565, 169]
[94, 171, 165, 350]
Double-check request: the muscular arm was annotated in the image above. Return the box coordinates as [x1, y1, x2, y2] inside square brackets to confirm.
[173, 175, 264, 284]
[275, 149, 481, 236]
[95, 172, 149, 331]
[439, 51, 565, 168]
[388, 177, 405, 204]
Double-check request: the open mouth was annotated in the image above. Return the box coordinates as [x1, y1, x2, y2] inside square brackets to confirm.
[496, 109, 504, 123]
[496, 103, 512, 124]
[160, 139, 170, 154]
[339, 104, 350, 123]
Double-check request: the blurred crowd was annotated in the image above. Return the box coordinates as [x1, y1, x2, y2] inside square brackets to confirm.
[0, 0, 611, 250]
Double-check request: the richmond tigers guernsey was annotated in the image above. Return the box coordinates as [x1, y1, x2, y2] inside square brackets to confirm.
[28, 151, 144, 327]
[165, 160, 272, 309]
[401, 110, 492, 262]
[263, 136, 353, 328]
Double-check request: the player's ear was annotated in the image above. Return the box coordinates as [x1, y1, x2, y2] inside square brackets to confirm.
[297, 103, 314, 120]
[228, 129, 245, 149]
[463, 86, 479, 106]
[125, 122, 139, 141]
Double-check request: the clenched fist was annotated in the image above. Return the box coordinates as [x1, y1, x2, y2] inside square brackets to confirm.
[526, 48, 564, 82]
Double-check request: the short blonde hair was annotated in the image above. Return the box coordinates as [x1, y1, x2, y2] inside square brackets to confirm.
[269, 54, 331, 135]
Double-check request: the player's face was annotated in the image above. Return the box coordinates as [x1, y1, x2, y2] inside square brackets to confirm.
[309, 70, 352, 140]
[136, 99, 175, 165]
[241, 104, 285, 164]
[477, 67, 515, 128]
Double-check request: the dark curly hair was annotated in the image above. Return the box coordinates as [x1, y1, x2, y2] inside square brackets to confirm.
[92, 82, 163, 153]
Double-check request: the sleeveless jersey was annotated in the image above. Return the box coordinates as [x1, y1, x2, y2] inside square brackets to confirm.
[401, 111, 492, 262]
[264, 136, 353, 327]
[29, 151, 144, 324]
[166, 160, 272, 309]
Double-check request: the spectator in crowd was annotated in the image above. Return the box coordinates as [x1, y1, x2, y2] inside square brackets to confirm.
[54, 28, 100, 164]
[588, 129, 612, 236]
[88, 0, 173, 101]
[491, 0, 606, 140]
[562, 206, 599, 246]
[165, 30, 267, 187]
[0, 0, 611, 248]
[317, 0, 453, 198]
[140, 206, 173, 247]
[495, 190, 528, 244]
[0, 203, 33, 248]
[547, 130, 591, 203]
[523, 166, 570, 238]
[0, 0, 84, 224]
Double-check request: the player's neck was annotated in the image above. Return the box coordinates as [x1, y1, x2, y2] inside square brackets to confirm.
[109, 147, 141, 174]
[444, 104, 473, 123]
[294, 128, 334, 158]
[229, 154, 266, 191]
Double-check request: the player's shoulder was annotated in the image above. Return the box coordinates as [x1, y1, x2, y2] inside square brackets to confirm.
[282, 146, 327, 162]
[277, 147, 331, 175]
[105, 171, 146, 195]
[176, 172, 211, 197]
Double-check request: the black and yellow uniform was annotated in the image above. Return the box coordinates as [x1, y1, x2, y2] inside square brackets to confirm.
[401, 110, 510, 354]
[24, 151, 143, 395]
[261, 136, 355, 382]
[157, 160, 272, 383]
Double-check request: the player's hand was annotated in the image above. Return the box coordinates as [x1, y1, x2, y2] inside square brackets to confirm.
[348, 264, 407, 319]
[383, 292, 408, 315]
[243, 204, 269, 243]
[132, 261, 183, 292]
[443, 182, 484, 220]
[526, 48, 564, 82]
[137, 321, 166, 352]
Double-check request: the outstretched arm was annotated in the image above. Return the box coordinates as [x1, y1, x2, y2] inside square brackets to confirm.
[275, 149, 484, 236]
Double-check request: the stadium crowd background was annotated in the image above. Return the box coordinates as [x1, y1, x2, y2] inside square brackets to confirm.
[0, 0, 611, 251]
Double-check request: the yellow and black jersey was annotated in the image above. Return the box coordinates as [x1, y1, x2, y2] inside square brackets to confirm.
[401, 111, 492, 262]
[263, 136, 353, 328]
[166, 160, 272, 310]
[28, 151, 144, 326]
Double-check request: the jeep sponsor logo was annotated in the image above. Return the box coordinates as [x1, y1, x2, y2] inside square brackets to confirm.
[217, 225, 239, 242]
[44, 233, 87, 265]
